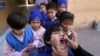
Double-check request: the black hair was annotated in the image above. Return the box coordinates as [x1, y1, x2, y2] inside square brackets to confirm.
[7, 12, 27, 29]
[43, 24, 66, 44]
[46, 2, 58, 11]
[40, 3, 47, 7]
[58, 11, 74, 23]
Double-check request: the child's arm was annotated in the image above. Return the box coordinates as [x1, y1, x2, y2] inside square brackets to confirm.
[4, 40, 30, 56]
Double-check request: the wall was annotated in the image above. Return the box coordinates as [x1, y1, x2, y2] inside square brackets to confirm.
[0, 0, 13, 34]
[68, 0, 100, 29]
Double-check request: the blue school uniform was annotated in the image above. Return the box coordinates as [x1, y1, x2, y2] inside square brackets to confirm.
[38, 44, 74, 56]
[43, 17, 59, 29]
[6, 27, 38, 56]
[41, 12, 48, 21]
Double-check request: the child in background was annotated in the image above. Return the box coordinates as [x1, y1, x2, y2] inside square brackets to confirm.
[39, 3, 48, 21]
[43, 2, 59, 29]
[29, 9, 46, 53]
[57, 0, 68, 18]
[4, 12, 38, 56]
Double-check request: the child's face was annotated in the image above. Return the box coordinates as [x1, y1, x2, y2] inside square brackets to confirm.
[40, 5, 46, 13]
[47, 9, 57, 19]
[13, 28, 25, 36]
[61, 19, 73, 30]
[50, 30, 67, 50]
[30, 20, 41, 30]
[59, 4, 67, 12]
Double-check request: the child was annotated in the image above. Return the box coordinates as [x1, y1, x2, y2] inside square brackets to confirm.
[58, 11, 93, 56]
[39, 3, 48, 21]
[39, 24, 74, 56]
[57, 0, 68, 18]
[58, 11, 74, 37]
[4, 12, 38, 56]
[43, 2, 59, 29]
[29, 9, 46, 53]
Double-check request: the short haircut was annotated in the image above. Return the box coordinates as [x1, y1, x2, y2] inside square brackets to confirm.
[46, 2, 58, 11]
[40, 3, 47, 7]
[43, 24, 66, 44]
[7, 12, 27, 29]
[58, 11, 74, 23]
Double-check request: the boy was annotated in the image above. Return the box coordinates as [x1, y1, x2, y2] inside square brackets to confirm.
[4, 12, 38, 56]
[57, 0, 68, 18]
[43, 2, 59, 29]
[29, 9, 46, 53]
[59, 11, 93, 56]
[58, 11, 74, 39]
[39, 3, 48, 21]
[40, 24, 74, 56]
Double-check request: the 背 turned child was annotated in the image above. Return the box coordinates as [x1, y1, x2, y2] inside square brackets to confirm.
[4, 12, 38, 56]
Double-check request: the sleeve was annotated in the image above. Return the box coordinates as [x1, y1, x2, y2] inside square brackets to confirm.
[4, 40, 22, 56]
[71, 45, 94, 56]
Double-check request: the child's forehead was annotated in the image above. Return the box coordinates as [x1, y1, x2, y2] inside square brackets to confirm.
[59, 4, 66, 7]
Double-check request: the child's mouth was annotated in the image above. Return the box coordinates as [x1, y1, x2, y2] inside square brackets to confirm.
[60, 39, 64, 44]
[59, 39, 66, 49]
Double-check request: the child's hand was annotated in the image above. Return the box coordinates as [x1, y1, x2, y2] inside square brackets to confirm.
[64, 30, 78, 49]
[24, 44, 35, 53]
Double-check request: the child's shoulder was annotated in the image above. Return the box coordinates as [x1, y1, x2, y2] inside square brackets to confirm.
[40, 26, 46, 32]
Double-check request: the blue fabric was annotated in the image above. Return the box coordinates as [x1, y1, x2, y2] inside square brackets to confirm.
[38, 44, 74, 56]
[41, 12, 48, 21]
[6, 27, 38, 56]
[58, 0, 68, 6]
[29, 8, 42, 22]
[42, 18, 59, 29]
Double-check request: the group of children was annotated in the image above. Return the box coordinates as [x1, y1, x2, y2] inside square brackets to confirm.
[4, 0, 93, 56]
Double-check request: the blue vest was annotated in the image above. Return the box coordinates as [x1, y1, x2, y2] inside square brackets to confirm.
[38, 44, 74, 56]
[6, 27, 38, 56]
[43, 18, 59, 29]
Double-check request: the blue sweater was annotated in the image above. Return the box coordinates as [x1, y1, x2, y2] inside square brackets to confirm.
[6, 27, 38, 56]
[43, 18, 59, 29]
[38, 44, 74, 56]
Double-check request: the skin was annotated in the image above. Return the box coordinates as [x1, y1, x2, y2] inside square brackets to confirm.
[40, 5, 47, 13]
[13, 28, 25, 38]
[59, 4, 67, 13]
[50, 31, 69, 56]
[61, 19, 73, 30]
[47, 9, 57, 20]
[61, 19, 78, 49]
[30, 20, 41, 31]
